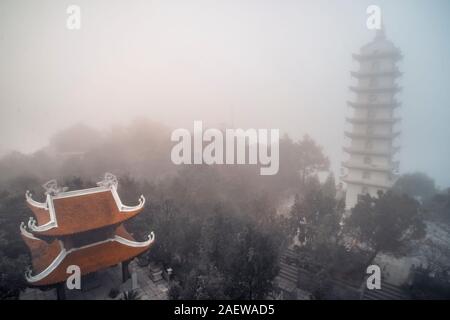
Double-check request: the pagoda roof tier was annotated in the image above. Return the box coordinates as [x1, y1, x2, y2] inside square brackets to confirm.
[343, 146, 400, 156]
[346, 117, 401, 125]
[341, 176, 392, 189]
[352, 51, 402, 61]
[349, 85, 401, 94]
[342, 161, 396, 173]
[345, 131, 400, 140]
[25, 174, 145, 236]
[25, 192, 52, 226]
[20, 223, 154, 286]
[350, 69, 401, 79]
[347, 101, 400, 109]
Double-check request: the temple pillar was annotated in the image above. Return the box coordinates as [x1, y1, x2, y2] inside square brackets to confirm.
[122, 259, 131, 283]
[56, 282, 66, 300]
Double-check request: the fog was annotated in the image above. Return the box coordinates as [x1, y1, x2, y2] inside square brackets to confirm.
[1, 0, 449, 187]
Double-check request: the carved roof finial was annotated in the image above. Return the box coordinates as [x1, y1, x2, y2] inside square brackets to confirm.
[42, 180, 67, 196]
[97, 172, 118, 189]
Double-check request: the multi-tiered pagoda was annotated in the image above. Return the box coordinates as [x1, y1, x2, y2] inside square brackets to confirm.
[342, 29, 402, 210]
[20, 173, 154, 298]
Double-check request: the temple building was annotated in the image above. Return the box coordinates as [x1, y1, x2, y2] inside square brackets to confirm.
[341, 29, 402, 210]
[20, 173, 154, 299]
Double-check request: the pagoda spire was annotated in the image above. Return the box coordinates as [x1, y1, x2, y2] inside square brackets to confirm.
[375, 25, 385, 39]
[375, 15, 386, 39]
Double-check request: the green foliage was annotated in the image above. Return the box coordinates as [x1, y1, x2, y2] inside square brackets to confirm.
[274, 135, 329, 193]
[0, 129, 330, 300]
[429, 188, 450, 222]
[290, 177, 343, 250]
[409, 267, 450, 299]
[156, 196, 284, 300]
[296, 135, 329, 185]
[393, 172, 437, 203]
[346, 191, 426, 262]
[0, 191, 32, 299]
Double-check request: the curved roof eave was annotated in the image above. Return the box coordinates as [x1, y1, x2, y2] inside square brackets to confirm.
[25, 232, 155, 285]
[25, 190, 48, 209]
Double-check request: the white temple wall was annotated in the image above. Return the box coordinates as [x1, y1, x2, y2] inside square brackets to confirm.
[346, 167, 390, 185]
[348, 153, 391, 167]
[349, 139, 392, 153]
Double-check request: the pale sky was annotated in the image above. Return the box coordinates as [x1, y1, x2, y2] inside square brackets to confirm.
[0, 0, 449, 187]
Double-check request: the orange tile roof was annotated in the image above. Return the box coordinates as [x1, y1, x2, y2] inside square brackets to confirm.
[22, 224, 154, 286]
[26, 202, 51, 226]
[21, 227, 62, 275]
[26, 187, 144, 236]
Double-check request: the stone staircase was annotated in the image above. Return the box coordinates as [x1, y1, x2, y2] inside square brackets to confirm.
[277, 248, 361, 294]
[275, 247, 411, 300]
[279, 260, 298, 283]
[275, 247, 358, 299]
[274, 248, 300, 298]
[277, 248, 299, 280]
[362, 281, 410, 300]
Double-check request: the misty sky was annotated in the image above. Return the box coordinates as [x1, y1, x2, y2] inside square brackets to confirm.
[1, 0, 449, 187]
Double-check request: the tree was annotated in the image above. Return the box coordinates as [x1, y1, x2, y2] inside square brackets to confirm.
[0, 192, 31, 299]
[225, 223, 280, 299]
[321, 174, 337, 199]
[289, 177, 343, 250]
[393, 172, 437, 203]
[429, 188, 450, 223]
[171, 249, 227, 300]
[164, 198, 284, 300]
[273, 135, 329, 195]
[345, 191, 426, 267]
[297, 135, 329, 186]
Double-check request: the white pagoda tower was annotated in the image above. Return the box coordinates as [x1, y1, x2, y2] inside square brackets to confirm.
[342, 29, 402, 210]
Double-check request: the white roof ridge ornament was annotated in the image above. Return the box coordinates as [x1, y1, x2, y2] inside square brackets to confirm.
[42, 180, 67, 196]
[97, 172, 118, 189]
[27, 215, 58, 232]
